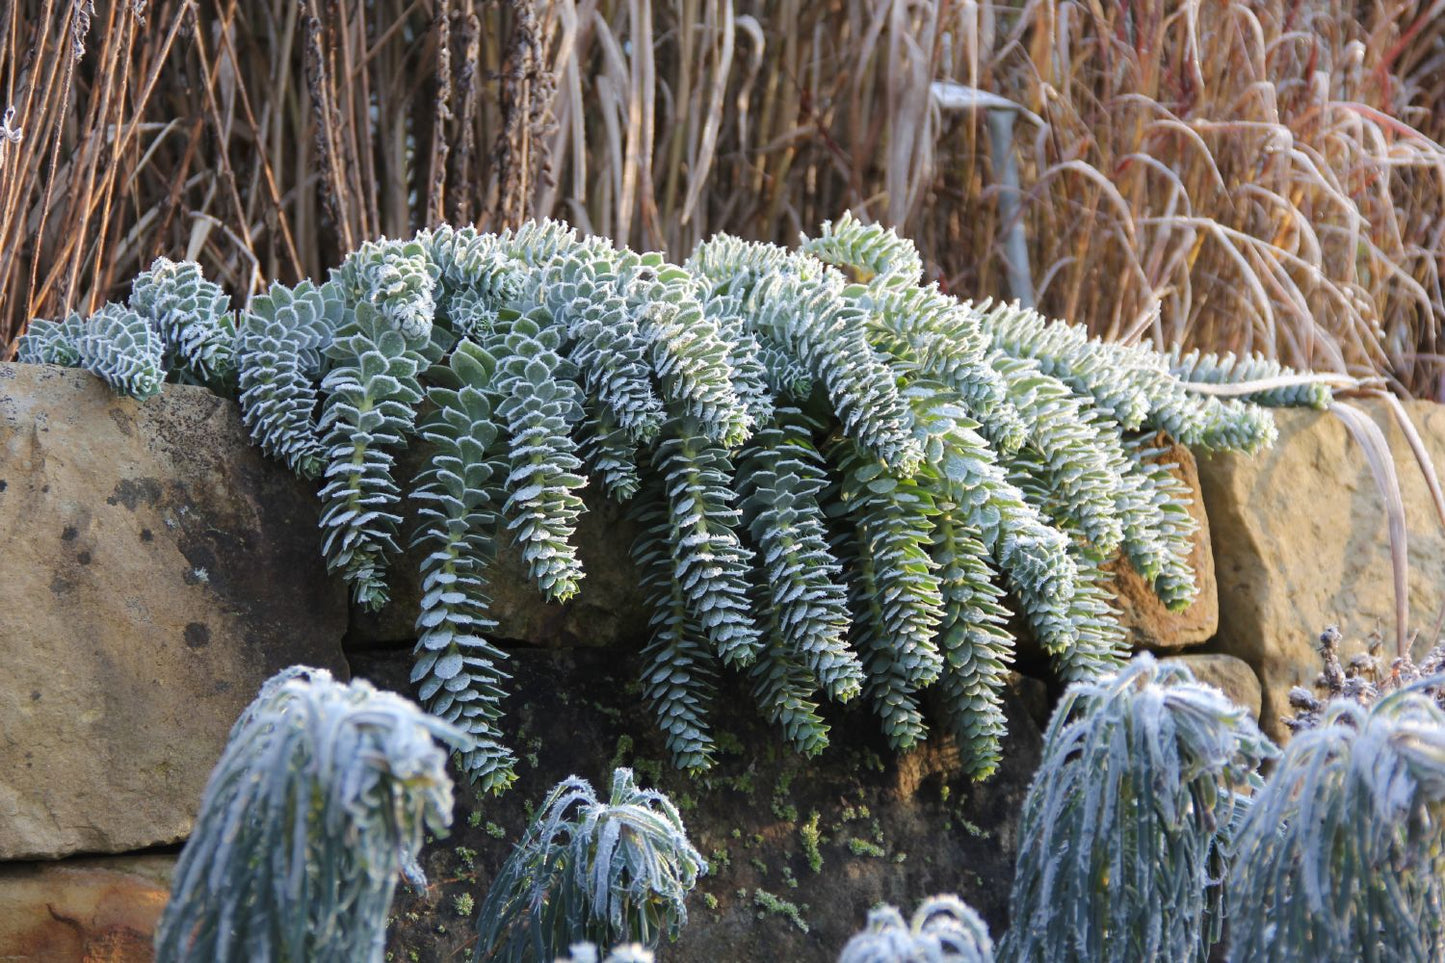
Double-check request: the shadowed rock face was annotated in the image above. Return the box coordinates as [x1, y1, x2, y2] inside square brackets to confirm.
[353, 648, 1047, 963]
[0, 362, 348, 860]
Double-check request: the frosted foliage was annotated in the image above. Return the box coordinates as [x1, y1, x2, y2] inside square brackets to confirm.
[15, 313, 84, 366]
[839, 895, 995, 963]
[15, 217, 1317, 788]
[1170, 346, 1333, 409]
[236, 279, 344, 478]
[472, 769, 705, 962]
[998, 654, 1275, 963]
[1226, 689, 1445, 962]
[154, 667, 464, 963]
[130, 256, 236, 384]
[76, 303, 165, 399]
[555, 944, 655, 963]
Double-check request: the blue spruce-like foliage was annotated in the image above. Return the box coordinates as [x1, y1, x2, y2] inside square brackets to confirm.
[76, 303, 166, 400]
[130, 256, 236, 386]
[17, 217, 1328, 788]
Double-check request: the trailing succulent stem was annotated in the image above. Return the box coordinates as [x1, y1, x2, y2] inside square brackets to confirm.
[409, 340, 518, 793]
[316, 303, 429, 610]
[17, 218, 1320, 788]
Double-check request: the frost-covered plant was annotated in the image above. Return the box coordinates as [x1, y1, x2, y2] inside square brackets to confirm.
[17, 256, 240, 397]
[73, 303, 166, 400]
[1227, 684, 1445, 962]
[14, 312, 84, 366]
[153, 666, 465, 963]
[472, 768, 705, 963]
[998, 654, 1275, 963]
[554, 944, 655, 963]
[1169, 346, 1334, 410]
[235, 279, 345, 478]
[1285, 625, 1445, 729]
[838, 894, 995, 963]
[408, 339, 519, 793]
[15, 218, 1320, 789]
[130, 256, 236, 385]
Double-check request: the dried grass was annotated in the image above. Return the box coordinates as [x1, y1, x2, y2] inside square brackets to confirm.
[3, 1, 1443, 396]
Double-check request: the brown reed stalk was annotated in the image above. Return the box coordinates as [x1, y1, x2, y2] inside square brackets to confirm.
[2, 0, 1441, 399]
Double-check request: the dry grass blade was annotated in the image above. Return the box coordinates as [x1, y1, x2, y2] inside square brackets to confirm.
[1375, 388, 1445, 534]
[3, 0, 1443, 400]
[1329, 400, 1410, 657]
[1183, 372, 1364, 397]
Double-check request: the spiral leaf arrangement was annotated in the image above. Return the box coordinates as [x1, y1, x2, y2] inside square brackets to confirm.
[15, 218, 1324, 789]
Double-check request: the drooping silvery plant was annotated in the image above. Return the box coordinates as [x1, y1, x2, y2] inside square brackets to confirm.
[1226, 684, 1445, 962]
[472, 768, 706, 963]
[15, 217, 1326, 790]
[555, 944, 655, 963]
[153, 666, 466, 963]
[997, 653, 1275, 963]
[838, 894, 995, 963]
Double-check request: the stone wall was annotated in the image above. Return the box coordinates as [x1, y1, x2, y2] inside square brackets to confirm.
[2, 362, 1442, 960]
[1199, 400, 1445, 740]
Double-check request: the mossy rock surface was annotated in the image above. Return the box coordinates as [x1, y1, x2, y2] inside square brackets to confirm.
[354, 647, 1044, 962]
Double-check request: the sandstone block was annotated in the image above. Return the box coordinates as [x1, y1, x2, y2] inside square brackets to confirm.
[0, 855, 173, 962]
[0, 362, 349, 859]
[1161, 653, 1263, 720]
[1198, 400, 1445, 740]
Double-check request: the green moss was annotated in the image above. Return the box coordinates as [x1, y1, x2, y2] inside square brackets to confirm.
[799, 811, 824, 873]
[753, 889, 809, 934]
[609, 734, 635, 771]
[847, 838, 886, 858]
[453, 893, 475, 917]
[635, 757, 664, 785]
[728, 771, 756, 796]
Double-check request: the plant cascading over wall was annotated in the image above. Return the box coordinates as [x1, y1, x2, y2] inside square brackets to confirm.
[14, 214, 1329, 793]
